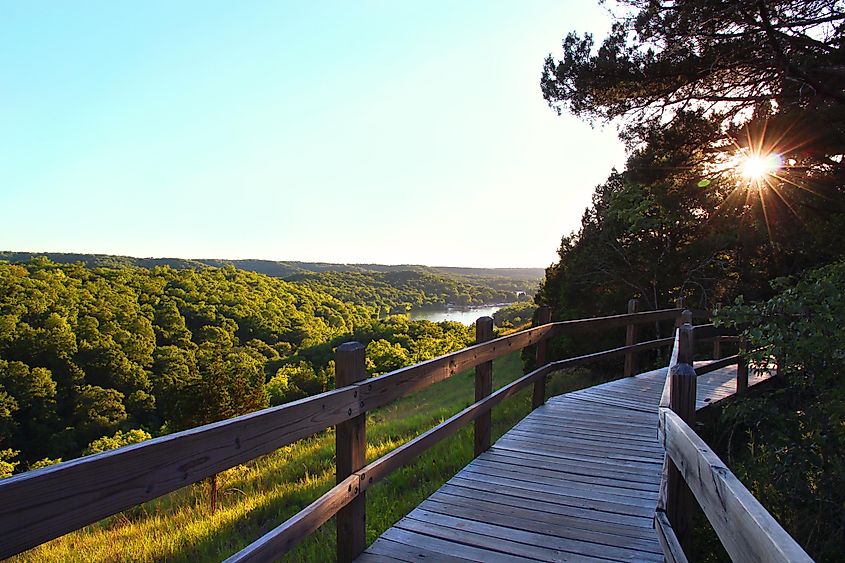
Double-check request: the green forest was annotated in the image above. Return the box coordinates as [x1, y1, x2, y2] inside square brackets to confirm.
[0, 259, 508, 475]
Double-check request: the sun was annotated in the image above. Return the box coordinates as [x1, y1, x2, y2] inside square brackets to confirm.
[740, 153, 782, 181]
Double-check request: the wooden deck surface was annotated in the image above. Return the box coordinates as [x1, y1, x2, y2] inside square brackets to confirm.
[355, 364, 773, 562]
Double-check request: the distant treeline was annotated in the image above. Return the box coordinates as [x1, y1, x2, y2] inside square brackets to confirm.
[0, 259, 481, 476]
[0, 252, 543, 287]
[290, 271, 531, 315]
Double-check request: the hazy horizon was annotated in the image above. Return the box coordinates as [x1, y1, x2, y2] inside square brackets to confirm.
[1, 248, 548, 271]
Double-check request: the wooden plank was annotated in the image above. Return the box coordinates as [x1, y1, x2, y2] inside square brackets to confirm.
[457, 465, 659, 508]
[357, 363, 552, 490]
[430, 486, 658, 541]
[379, 527, 538, 563]
[0, 385, 360, 559]
[541, 401, 658, 423]
[568, 384, 663, 402]
[493, 435, 662, 469]
[654, 511, 689, 563]
[441, 480, 654, 529]
[335, 342, 368, 563]
[660, 409, 813, 563]
[449, 474, 655, 518]
[483, 448, 661, 486]
[364, 537, 480, 563]
[545, 399, 659, 422]
[503, 428, 664, 457]
[571, 388, 664, 405]
[523, 411, 658, 435]
[487, 447, 662, 487]
[463, 458, 661, 498]
[498, 424, 661, 455]
[493, 439, 662, 475]
[225, 475, 359, 562]
[514, 420, 662, 445]
[495, 420, 658, 447]
[526, 407, 660, 429]
[564, 392, 661, 414]
[422, 496, 662, 553]
[396, 513, 617, 563]
[413, 503, 663, 560]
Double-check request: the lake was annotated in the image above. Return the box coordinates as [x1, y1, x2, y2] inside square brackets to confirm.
[408, 304, 510, 325]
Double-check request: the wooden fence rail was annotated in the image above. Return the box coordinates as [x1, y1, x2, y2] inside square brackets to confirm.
[0, 305, 682, 560]
[655, 316, 813, 563]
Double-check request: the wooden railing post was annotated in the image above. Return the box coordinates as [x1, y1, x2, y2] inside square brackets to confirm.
[335, 342, 367, 563]
[474, 316, 495, 457]
[678, 313, 693, 365]
[737, 338, 749, 395]
[667, 333, 697, 554]
[713, 337, 722, 360]
[624, 299, 640, 376]
[531, 306, 552, 410]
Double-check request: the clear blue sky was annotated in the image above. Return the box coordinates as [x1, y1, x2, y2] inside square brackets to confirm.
[1, 1, 625, 268]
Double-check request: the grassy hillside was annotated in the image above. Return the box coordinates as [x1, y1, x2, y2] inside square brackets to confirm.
[14, 352, 610, 562]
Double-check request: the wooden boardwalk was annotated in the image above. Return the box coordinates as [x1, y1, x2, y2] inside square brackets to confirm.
[356, 364, 774, 562]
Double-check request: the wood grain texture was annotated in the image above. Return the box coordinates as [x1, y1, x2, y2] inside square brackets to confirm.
[667, 363, 697, 553]
[624, 299, 640, 376]
[473, 316, 494, 457]
[659, 409, 813, 563]
[0, 385, 361, 559]
[356, 361, 764, 563]
[358, 364, 553, 489]
[531, 306, 552, 409]
[335, 342, 368, 563]
[654, 510, 689, 563]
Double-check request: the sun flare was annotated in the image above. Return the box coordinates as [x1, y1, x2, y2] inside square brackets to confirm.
[740, 153, 781, 180]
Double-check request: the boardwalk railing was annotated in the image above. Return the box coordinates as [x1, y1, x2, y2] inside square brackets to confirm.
[0, 304, 684, 561]
[655, 317, 812, 563]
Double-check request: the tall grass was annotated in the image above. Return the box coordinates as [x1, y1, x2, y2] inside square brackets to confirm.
[16, 352, 611, 562]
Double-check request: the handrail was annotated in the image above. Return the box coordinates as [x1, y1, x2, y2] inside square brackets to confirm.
[227, 334, 678, 561]
[0, 305, 683, 560]
[659, 328, 682, 409]
[659, 409, 812, 562]
[655, 317, 812, 562]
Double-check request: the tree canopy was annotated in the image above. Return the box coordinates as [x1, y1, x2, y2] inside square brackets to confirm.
[542, 0, 845, 128]
[539, 0, 845, 337]
[0, 259, 478, 474]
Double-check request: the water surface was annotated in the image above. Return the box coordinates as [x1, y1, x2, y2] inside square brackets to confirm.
[408, 304, 509, 325]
